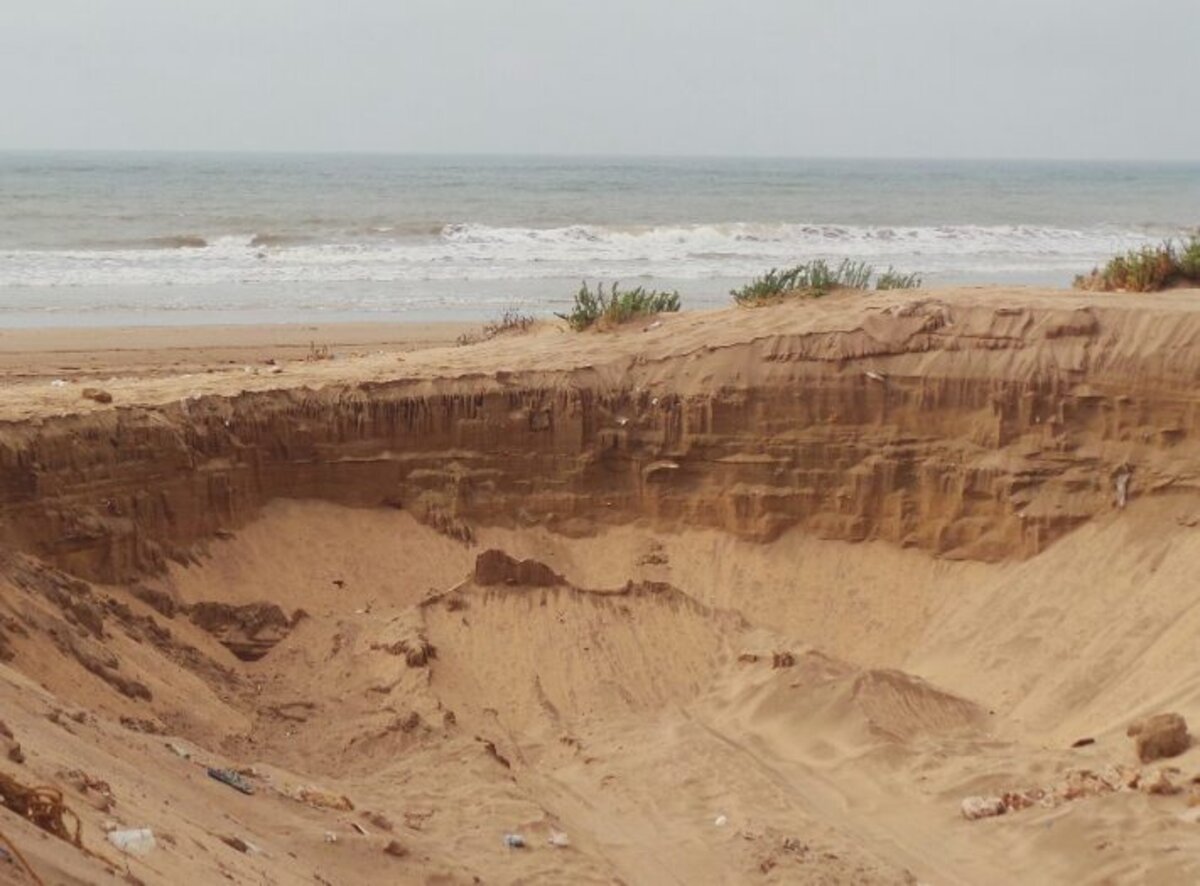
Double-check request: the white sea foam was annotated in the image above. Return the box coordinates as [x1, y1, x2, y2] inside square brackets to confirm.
[0, 222, 1175, 292]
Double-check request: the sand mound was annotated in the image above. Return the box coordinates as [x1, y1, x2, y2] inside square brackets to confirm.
[423, 559, 743, 735]
[723, 649, 985, 763]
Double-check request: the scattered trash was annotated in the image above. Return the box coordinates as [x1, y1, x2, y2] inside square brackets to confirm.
[643, 320, 663, 332]
[864, 370, 887, 383]
[220, 834, 261, 855]
[547, 830, 570, 848]
[503, 833, 526, 849]
[1114, 466, 1133, 509]
[0, 772, 81, 846]
[50, 379, 67, 388]
[714, 814, 729, 828]
[61, 769, 115, 812]
[293, 786, 353, 811]
[1144, 769, 1182, 796]
[323, 831, 338, 844]
[351, 822, 368, 836]
[208, 768, 255, 795]
[108, 828, 156, 856]
[960, 796, 1006, 821]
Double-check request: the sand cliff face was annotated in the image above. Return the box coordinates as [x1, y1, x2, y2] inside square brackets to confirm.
[2, 294, 1198, 582]
[8, 291, 1200, 885]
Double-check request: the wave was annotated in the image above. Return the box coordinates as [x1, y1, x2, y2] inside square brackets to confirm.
[248, 232, 311, 248]
[0, 222, 1186, 290]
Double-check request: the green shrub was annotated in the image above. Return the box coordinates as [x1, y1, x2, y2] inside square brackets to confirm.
[875, 267, 923, 290]
[1179, 238, 1200, 279]
[732, 259, 921, 306]
[557, 281, 681, 331]
[1074, 238, 1200, 292]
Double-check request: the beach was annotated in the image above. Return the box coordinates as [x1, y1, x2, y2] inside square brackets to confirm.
[0, 320, 472, 383]
[5, 287, 1200, 883]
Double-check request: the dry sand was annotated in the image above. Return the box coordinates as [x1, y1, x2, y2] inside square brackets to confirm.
[4, 287, 1200, 884]
[0, 320, 473, 384]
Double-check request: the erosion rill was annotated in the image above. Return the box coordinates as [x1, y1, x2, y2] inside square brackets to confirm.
[4, 289, 1200, 884]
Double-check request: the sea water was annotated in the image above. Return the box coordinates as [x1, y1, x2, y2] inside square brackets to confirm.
[1, 152, 1196, 326]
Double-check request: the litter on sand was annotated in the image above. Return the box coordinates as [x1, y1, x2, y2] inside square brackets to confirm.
[503, 833, 526, 849]
[108, 828, 157, 856]
[547, 830, 570, 848]
[207, 767, 255, 795]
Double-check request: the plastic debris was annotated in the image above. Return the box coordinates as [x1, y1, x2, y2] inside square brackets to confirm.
[1114, 466, 1132, 509]
[207, 767, 255, 795]
[961, 796, 1006, 820]
[108, 828, 156, 856]
[220, 835, 261, 855]
[547, 830, 570, 848]
[714, 814, 728, 828]
[324, 831, 338, 843]
[503, 833, 526, 849]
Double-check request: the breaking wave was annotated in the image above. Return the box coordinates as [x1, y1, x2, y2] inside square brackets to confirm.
[0, 222, 1182, 290]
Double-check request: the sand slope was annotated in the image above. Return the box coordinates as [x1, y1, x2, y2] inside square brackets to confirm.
[5, 290, 1200, 883]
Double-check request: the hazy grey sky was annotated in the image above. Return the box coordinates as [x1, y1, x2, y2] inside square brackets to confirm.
[2, 0, 1197, 159]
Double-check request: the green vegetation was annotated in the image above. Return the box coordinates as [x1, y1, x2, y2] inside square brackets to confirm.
[557, 281, 681, 331]
[875, 267, 924, 291]
[456, 308, 537, 346]
[1074, 238, 1200, 292]
[731, 260, 922, 306]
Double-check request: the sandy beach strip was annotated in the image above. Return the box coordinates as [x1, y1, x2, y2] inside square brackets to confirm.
[0, 320, 477, 382]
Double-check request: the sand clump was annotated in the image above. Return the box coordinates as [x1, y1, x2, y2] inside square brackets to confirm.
[1128, 712, 1191, 763]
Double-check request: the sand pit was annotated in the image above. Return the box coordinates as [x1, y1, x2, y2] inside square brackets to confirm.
[6, 289, 1200, 883]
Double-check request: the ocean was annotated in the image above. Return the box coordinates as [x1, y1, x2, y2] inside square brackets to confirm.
[1, 153, 1197, 327]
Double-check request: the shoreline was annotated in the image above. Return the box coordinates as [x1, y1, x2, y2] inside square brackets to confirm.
[0, 319, 478, 381]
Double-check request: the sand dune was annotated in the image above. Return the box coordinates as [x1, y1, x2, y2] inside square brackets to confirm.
[5, 289, 1200, 883]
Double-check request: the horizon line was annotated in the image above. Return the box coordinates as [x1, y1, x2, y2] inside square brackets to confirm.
[1, 148, 1197, 165]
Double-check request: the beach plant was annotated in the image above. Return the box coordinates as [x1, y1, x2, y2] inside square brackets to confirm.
[557, 281, 681, 331]
[875, 267, 923, 290]
[732, 259, 921, 306]
[1179, 238, 1200, 279]
[1074, 238, 1200, 292]
[456, 308, 537, 346]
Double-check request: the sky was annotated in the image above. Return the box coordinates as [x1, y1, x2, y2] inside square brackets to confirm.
[1, 0, 1197, 160]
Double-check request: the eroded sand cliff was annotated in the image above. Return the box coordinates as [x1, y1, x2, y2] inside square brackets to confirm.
[4, 288, 1200, 884]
